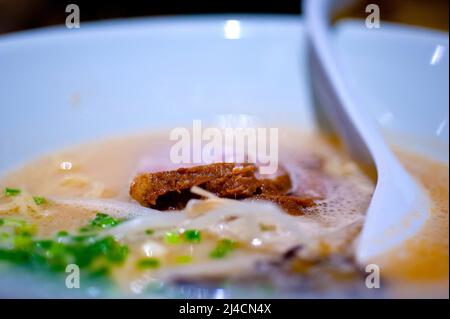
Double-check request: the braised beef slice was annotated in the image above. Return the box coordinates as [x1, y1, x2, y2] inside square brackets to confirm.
[252, 195, 315, 216]
[130, 163, 315, 214]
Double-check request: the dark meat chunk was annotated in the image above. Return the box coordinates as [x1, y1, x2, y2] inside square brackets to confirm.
[252, 195, 315, 216]
[130, 163, 259, 208]
[130, 163, 315, 214]
[258, 174, 292, 195]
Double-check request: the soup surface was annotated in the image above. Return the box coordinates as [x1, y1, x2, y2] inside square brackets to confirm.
[0, 128, 447, 297]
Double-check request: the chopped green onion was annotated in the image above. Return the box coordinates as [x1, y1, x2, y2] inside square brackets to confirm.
[89, 212, 121, 229]
[175, 255, 193, 264]
[145, 229, 154, 235]
[13, 234, 33, 249]
[183, 229, 201, 243]
[4, 187, 21, 197]
[0, 218, 34, 236]
[164, 231, 181, 244]
[56, 230, 69, 237]
[259, 224, 276, 232]
[33, 196, 46, 205]
[78, 226, 92, 233]
[137, 257, 160, 269]
[209, 239, 235, 259]
[0, 217, 128, 276]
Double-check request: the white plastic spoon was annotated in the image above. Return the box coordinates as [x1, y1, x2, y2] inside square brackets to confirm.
[305, 0, 429, 264]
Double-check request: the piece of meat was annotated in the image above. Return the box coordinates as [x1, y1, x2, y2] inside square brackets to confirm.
[252, 195, 315, 216]
[130, 163, 259, 207]
[258, 174, 292, 195]
[130, 163, 315, 214]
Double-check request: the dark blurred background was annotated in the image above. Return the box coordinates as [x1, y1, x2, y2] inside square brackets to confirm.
[0, 0, 448, 35]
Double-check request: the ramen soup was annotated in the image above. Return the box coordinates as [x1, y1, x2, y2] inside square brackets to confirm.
[0, 128, 447, 297]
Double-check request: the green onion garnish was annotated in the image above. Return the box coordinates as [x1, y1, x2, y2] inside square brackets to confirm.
[89, 212, 121, 229]
[137, 257, 160, 269]
[164, 231, 181, 244]
[0, 217, 128, 275]
[33, 196, 46, 205]
[259, 224, 275, 232]
[175, 255, 193, 264]
[56, 230, 69, 237]
[209, 239, 235, 259]
[183, 229, 201, 243]
[4, 187, 21, 197]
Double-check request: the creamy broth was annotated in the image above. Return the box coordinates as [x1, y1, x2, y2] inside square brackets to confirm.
[375, 150, 449, 297]
[0, 128, 447, 296]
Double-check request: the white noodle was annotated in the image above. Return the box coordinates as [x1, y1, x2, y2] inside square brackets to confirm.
[190, 186, 218, 199]
[0, 190, 42, 216]
[80, 193, 319, 254]
[106, 212, 187, 239]
[48, 190, 328, 255]
[181, 199, 319, 252]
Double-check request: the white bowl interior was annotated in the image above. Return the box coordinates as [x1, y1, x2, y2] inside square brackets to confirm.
[334, 20, 449, 162]
[0, 16, 315, 174]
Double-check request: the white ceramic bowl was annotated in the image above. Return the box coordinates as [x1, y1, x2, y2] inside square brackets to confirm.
[0, 15, 315, 175]
[0, 15, 447, 297]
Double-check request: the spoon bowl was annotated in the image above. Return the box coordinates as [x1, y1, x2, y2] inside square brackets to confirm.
[305, 0, 430, 264]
